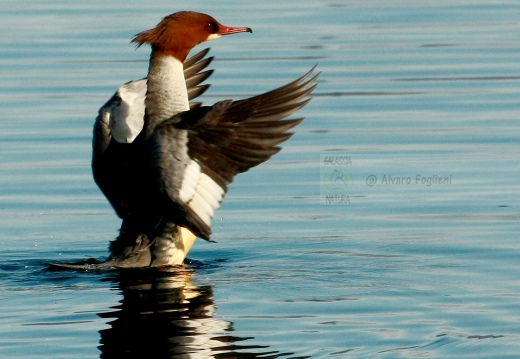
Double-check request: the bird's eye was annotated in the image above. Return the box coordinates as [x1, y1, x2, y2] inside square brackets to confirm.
[207, 22, 218, 33]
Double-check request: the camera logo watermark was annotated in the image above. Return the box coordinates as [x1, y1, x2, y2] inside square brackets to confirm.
[320, 155, 352, 204]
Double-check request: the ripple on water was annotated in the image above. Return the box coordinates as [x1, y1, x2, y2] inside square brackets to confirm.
[1, 0, 520, 358]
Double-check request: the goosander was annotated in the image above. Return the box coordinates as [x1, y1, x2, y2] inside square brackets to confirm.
[90, 11, 317, 268]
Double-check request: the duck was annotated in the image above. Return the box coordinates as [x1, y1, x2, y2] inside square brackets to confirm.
[89, 11, 318, 268]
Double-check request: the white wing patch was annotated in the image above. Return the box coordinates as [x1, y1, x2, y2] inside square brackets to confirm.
[179, 160, 201, 203]
[179, 159, 224, 227]
[110, 79, 147, 143]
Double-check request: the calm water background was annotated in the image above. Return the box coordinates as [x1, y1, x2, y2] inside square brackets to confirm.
[1, 0, 520, 358]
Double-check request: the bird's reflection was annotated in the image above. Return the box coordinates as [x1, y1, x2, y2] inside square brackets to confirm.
[97, 266, 293, 358]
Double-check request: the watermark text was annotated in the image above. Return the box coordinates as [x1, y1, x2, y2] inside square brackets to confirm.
[366, 174, 452, 186]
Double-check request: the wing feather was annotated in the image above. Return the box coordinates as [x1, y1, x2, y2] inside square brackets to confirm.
[151, 68, 319, 239]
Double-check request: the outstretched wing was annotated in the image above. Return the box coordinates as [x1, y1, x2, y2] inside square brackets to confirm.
[93, 48, 214, 217]
[151, 67, 319, 239]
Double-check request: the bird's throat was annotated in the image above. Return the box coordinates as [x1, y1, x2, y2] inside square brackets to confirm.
[144, 55, 190, 138]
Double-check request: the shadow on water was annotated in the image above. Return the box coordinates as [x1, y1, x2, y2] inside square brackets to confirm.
[96, 266, 306, 359]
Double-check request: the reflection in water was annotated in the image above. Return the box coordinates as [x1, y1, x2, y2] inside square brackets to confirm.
[98, 267, 299, 358]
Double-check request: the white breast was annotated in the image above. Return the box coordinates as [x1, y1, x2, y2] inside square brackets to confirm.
[146, 56, 190, 125]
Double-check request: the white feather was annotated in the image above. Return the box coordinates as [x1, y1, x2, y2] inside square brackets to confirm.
[178, 161, 224, 226]
[195, 182, 220, 210]
[206, 33, 222, 41]
[179, 160, 201, 203]
[110, 79, 147, 143]
[197, 174, 224, 208]
[187, 175, 224, 226]
[199, 174, 225, 197]
[189, 193, 212, 226]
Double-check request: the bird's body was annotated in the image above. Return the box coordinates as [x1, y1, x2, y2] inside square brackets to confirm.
[88, 11, 318, 268]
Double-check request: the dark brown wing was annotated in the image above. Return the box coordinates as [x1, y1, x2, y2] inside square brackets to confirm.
[151, 67, 319, 239]
[184, 48, 214, 108]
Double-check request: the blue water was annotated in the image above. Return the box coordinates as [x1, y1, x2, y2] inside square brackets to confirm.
[1, 1, 520, 358]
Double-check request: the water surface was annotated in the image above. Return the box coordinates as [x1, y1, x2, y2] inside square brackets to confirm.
[1, 1, 520, 358]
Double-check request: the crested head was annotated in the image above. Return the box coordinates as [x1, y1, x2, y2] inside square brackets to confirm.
[132, 11, 252, 61]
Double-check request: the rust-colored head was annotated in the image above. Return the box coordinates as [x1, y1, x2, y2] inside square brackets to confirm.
[132, 11, 252, 62]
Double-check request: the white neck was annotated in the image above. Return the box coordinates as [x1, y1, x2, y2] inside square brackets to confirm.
[144, 55, 189, 138]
